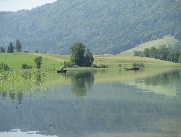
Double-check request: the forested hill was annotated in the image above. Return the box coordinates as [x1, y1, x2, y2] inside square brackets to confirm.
[0, 0, 181, 54]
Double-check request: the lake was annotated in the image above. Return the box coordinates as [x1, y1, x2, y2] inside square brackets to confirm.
[0, 67, 181, 137]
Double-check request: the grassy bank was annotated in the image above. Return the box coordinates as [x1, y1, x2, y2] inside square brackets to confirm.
[0, 52, 181, 70]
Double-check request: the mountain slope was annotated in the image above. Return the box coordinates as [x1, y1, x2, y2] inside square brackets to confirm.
[0, 0, 181, 54]
[120, 36, 178, 56]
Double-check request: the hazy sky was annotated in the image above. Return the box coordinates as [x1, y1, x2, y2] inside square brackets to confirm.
[0, 0, 57, 12]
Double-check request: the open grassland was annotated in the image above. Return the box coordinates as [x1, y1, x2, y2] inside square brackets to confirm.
[94, 55, 181, 68]
[0, 52, 69, 70]
[120, 35, 178, 56]
[0, 52, 181, 70]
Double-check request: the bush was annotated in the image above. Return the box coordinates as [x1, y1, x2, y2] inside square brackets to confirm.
[22, 63, 33, 69]
[118, 64, 121, 67]
[91, 64, 98, 68]
[0, 63, 9, 70]
[132, 62, 145, 68]
[91, 64, 108, 68]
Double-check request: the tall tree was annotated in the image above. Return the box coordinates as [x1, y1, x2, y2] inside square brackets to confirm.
[15, 39, 22, 52]
[0, 46, 5, 53]
[70, 42, 94, 67]
[7, 42, 14, 53]
[70, 42, 85, 67]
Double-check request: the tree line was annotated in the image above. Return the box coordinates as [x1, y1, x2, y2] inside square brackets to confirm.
[0, 39, 22, 53]
[134, 46, 181, 63]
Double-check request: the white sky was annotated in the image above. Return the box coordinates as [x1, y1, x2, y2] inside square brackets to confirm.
[0, 0, 57, 12]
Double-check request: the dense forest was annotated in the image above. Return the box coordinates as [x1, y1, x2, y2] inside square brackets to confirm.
[0, 0, 181, 54]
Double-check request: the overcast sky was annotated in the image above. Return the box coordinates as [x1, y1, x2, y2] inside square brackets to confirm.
[0, 0, 57, 12]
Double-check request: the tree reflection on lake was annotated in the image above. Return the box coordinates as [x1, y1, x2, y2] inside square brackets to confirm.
[69, 71, 94, 96]
[0, 68, 181, 137]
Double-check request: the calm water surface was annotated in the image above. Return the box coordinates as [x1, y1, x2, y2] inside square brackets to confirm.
[0, 68, 181, 137]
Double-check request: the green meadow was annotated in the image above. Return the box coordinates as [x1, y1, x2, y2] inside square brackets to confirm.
[0, 52, 69, 70]
[0, 52, 181, 70]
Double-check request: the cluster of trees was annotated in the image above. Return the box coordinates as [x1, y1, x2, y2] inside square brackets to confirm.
[0, 39, 22, 53]
[134, 46, 181, 63]
[0, 0, 180, 54]
[70, 42, 94, 67]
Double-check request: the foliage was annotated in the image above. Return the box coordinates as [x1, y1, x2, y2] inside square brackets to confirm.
[22, 63, 33, 69]
[7, 42, 14, 53]
[0, 46, 5, 53]
[0, 0, 180, 54]
[0, 70, 48, 94]
[34, 56, 43, 69]
[91, 64, 108, 68]
[84, 49, 94, 67]
[70, 42, 94, 67]
[15, 39, 22, 52]
[0, 63, 9, 70]
[136, 47, 181, 63]
[132, 63, 145, 68]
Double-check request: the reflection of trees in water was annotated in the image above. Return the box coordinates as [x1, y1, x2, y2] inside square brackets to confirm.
[70, 71, 94, 96]
[136, 69, 181, 86]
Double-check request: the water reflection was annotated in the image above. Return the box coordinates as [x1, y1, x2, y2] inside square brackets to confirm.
[135, 68, 181, 96]
[69, 71, 94, 96]
[138, 69, 181, 86]
[0, 68, 181, 137]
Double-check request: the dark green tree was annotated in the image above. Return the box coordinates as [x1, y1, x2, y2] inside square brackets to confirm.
[70, 42, 85, 67]
[7, 42, 14, 53]
[0, 46, 5, 53]
[34, 56, 42, 69]
[84, 49, 94, 67]
[158, 47, 169, 60]
[143, 48, 150, 57]
[15, 39, 22, 52]
[70, 42, 94, 67]
[178, 54, 181, 63]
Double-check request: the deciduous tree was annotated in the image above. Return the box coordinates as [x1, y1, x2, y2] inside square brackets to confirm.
[34, 56, 42, 69]
[70, 42, 94, 67]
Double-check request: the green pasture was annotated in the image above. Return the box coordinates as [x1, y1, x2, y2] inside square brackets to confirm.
[120, 35, 178, 56]
[0, 52, 181, 71]
[94, 55, 181, 68]
[0, 52, 69, 70]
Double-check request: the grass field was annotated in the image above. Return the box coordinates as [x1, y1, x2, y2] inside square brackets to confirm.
[0, 52, 181, 70]
[0, 52, 69, 70]
[94, 55, 181, 68]
[120, 35, 178, 56]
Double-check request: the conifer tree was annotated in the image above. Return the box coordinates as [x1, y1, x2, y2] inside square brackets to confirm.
[7, 42, 14, 53]
[15, 39, 22, 52]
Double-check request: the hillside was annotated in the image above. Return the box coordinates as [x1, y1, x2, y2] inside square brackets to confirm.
[120, 36, 178, 56]
[0, 0, 181, 54]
